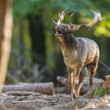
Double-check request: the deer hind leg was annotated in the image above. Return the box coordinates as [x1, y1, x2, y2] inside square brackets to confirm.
[76, 71, 84, 96]
[88, 56, 99, 86]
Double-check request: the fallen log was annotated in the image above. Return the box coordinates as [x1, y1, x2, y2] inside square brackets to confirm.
[52, 99, 88, 110]
[3, 91, 40, 96]
[1, 82, 54, 95]
[57, 76, 110, 99]
[55, 76, 104, 95]
[57, 76, 104, 95]
[57, 76, 104, 86]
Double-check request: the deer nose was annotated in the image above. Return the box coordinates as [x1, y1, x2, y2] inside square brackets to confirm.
[55, 26, 60, 31]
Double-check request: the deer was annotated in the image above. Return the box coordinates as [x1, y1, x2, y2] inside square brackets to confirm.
[52, 8, 103, 99]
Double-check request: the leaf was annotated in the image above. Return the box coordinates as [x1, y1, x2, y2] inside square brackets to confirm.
[94, 87, 109, 97]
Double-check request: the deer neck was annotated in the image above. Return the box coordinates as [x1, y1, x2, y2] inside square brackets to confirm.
[61, 34, 79, 50]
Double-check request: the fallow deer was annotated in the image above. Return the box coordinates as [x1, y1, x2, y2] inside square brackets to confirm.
[52, 8, 103, 99]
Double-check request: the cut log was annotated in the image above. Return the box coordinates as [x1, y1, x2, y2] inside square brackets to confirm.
[1, 82, 54, 95]
[57, 76, 104, 86]
[57, 76, 67, 85]
[105, 75, 110, 85]
[4, 91, 40, 96]
[52, 99, 88, 110]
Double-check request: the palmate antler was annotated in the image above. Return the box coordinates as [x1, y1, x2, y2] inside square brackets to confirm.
[52, 7, 69, 25]
[84, 10, 103, 28]
[52, 8, 103, 32]
[69, 10, 103, 32]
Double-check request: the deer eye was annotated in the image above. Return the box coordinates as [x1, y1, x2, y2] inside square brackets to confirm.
[58, 30, 62, 34]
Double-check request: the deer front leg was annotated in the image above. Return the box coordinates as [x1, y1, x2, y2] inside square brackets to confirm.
[76, 72, 84, 96]
[67, 68, 74, 100]
[73, 68, 82, 98]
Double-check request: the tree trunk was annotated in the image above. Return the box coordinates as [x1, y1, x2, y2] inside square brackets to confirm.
[28, 15, 45, 61]
[52, 51, 66, 83]
[0, 0, 13, 93]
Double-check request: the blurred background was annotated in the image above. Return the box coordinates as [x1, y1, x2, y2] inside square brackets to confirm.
[6, 0, 110, 85]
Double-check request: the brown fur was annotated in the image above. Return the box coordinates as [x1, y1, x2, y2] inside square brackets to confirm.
[55, 25, 99, 98]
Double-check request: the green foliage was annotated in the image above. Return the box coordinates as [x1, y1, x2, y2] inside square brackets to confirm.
[13, 0, 95, 20]
[95, 13, 110, 37]
[9, 0, 110, 84]
[13, 0, 46, 20]
[13, 0, 110, 38]
[94, 87, 109, 97]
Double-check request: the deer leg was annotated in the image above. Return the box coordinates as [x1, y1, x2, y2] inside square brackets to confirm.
[88, 57, 98, 86]
[72, 68, 82, 98]
[89, 64, 98, 86]
[76, 72, 84, 96]
[67, 68, 74, 99]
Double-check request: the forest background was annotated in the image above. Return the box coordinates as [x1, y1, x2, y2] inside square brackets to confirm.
[7, 0, 110, 86]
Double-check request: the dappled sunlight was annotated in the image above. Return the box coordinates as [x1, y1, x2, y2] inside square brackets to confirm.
[95, 26, 110, 37]
[94, 13, 110, 37]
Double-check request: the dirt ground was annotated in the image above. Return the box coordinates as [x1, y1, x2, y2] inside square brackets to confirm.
[0, 91, 110, 110]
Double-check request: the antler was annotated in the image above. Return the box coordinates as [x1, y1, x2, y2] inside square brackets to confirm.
[83, 10, 103, 28]
[69, 10, 103, 32]
[69, 13, 75, 25]
[52, 8, 69, 25]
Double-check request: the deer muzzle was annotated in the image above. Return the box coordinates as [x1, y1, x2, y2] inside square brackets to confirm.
[55, 26, 62, 37]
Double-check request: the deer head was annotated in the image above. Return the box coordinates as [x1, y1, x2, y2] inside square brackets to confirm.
[52, 8, 103, 38]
